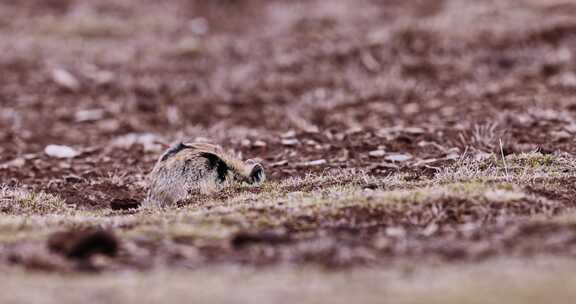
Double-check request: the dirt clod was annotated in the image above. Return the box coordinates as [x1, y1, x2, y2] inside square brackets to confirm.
[232, 230, 292, 248]
[47, 228, 119, 260]
[110, 198, 141, 211]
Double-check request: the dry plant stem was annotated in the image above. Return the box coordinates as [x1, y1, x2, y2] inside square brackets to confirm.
[500, 138, 510, 182]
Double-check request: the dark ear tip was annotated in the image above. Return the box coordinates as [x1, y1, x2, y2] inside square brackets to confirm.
[160, 142, 188, 162]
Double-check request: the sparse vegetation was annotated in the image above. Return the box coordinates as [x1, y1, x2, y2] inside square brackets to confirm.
[437, 152, 576, 183]
[0, 186, 69, 216]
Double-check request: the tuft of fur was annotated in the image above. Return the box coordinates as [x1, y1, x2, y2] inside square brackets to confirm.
[144, 142, 265, 208]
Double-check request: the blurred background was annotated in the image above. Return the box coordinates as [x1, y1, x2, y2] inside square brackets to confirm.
[3, 0, 575, 151]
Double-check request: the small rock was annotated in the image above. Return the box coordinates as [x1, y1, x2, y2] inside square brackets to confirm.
[241, 139, 251, 147]
[303, 159, 327, 166]
[22, 153, 38, 160]
[555, 72, 576, 88]
[0, 158, 25, 169]
[386, 227, 406, 237]
[564, 123, 576, 134]
[371, 163, 400, 170]
[111, 133, 162, 152]
[253, 140, 267, 147]
[304, 125, 320, 133]
[474, 152, 492, 161]
[58, 161, 72, 169]
[166, 106, 181, 125]
[97, 119, 121, 133]
[75, 109, 104, 122]
[345, 127, 363, 134]
[172, 37, 203, 58]
[385, 153, 412, 162]
[445, 152, 460, 160]
[281, 130, 296, 138]
[88, 70, 114, 85]
[403, 127, 426, 134]
[413, 158, 439, 166]
[189, 17, 209, 35]
[281, 138, 299, 146]
[304, 139, 318, 146]
[45, 145, 80, 159]
[51, 68, 80, 91]
[368, 150, 386, 157]
[270, 160, 288, 167]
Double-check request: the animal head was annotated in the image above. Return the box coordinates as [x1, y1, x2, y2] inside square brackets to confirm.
[157, 142, 266, 185]
[241, 159, 266, 184]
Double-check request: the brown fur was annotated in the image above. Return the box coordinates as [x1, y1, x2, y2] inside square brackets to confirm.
[144, 142, 265, 208]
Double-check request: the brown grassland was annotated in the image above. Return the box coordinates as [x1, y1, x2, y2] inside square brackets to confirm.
[2, 0, 576, 303]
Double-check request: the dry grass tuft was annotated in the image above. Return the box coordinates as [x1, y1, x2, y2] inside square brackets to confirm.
[0, 186, 70, 216]
[436, 152, 576, 183]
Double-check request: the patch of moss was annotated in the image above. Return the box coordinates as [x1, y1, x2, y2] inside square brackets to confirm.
[508, 153, 555, 168]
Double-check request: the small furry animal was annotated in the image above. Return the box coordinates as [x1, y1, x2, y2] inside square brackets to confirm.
[145, 142, 265, 207]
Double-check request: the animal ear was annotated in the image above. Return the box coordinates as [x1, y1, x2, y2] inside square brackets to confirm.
[249, 163, 265, 184]
[160, 142, 188, 162]
[199, 152, 229, 182]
